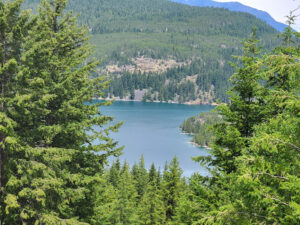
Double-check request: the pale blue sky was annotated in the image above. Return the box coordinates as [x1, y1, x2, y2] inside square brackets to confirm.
[215, 0, 300, 31]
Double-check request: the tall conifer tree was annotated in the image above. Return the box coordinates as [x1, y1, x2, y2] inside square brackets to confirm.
[189, 19, 300, 225]
[115, 162, 138, 225]
[137, 175, 166, 225]
[198, 29, 264, 173]
[162, 157, 184, 222]
[0, 0, 30, 223]
[2, 0, 122, 223]
[132, 155, 148, 200]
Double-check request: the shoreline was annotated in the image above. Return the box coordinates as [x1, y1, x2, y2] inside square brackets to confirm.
[98, 97, 214, 151]
[98, 97, 218, 106]
[180, 129, 212, 150]
[188, 141, 212, 150]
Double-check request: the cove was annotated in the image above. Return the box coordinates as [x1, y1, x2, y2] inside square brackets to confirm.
[100, 101, 214, 176]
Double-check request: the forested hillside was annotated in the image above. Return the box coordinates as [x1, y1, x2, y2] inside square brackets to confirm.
[171, 0, 288, 32]
[23, 0, 280, 103]
[0, 1, 299, 224]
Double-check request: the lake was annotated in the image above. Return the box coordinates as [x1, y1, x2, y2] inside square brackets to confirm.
[100, 101, 214, 176]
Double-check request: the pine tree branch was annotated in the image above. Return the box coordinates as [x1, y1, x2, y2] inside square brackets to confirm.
[256, 173, 288, 180]
[273, 138, 300, 152]
[263, 193, 290, 206]
[236, 211, 268, 219]
[269, 196, 289, 206]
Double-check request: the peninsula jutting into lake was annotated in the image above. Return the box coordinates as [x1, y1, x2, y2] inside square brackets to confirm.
[0, 0, 299, 224]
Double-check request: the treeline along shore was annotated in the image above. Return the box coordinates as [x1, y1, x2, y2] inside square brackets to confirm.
[0, 0, 299, 224]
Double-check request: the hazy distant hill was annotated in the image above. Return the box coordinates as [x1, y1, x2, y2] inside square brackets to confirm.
[23, 0, 280, 103]
[171, 0, 287, 32]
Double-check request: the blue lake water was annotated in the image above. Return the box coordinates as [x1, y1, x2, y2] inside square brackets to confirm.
[100, 101, 214, 176]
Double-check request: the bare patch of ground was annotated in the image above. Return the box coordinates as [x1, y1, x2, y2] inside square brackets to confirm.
[106, 57, 185, 74]
[134, 89, 148, 101]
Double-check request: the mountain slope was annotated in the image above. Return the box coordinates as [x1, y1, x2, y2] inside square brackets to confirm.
[171, 0, 287, 32]
[23, 0, 280, 103]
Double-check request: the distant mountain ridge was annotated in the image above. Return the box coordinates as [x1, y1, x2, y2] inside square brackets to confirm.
[171, 0, 287, 32]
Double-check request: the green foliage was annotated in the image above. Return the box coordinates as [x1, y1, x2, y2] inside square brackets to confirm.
[1, 0, 121, 224]
[14, 0, 119, 152]
[1, 1, 299, 224]
[93, 158, 185, 225]
[22, 0, 280, 102]
[162, 157, 185, 222]
[181, 111, 222, 147]
[106, 59, 230, 103]
[177, 21, 300, 225]
[132, 155, 149, 200]
[92, 179, 118, 224]
[0, 0, 32, 223]
[4, 147, 96, 224]
[114, 163, 139, 225]
[137, 177, 166, 225]
[197, 29, 265, 173]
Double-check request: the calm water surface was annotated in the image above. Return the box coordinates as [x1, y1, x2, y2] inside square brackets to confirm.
[100, 101, 214, 176]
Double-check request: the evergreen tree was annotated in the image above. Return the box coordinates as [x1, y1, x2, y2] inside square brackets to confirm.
[137, 174, 166, 225]
[130, 87, 135, 100]
[109, 159, 121, 187]
[162, 156, 184, 222]
[115, 162, 138, 225]
[156, 167, 162, 189]
[14, 0, 122, 151]
[2, 0, 122, 223]
[190, 20, 300, 225]
[1, 1, 298, 224]
[199, 29, 264, 173]
[220, 22, 300, 225]
[135, 155, 148, 200]
[200, 42, 300, 224]
[220, 90, 300, 225]
[92, 176, 119, 225]
[149, 163, 157, 183]
[0, 0, 31, 223]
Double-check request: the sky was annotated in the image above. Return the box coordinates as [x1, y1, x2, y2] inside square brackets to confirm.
[215, 0, 300, 31]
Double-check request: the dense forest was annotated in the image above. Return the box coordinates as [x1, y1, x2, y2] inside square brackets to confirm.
[0, 0, 299, 224]
[180, 111, 222, 147]
[23, 0, 280, 103]
[105, 58, 234, 103]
